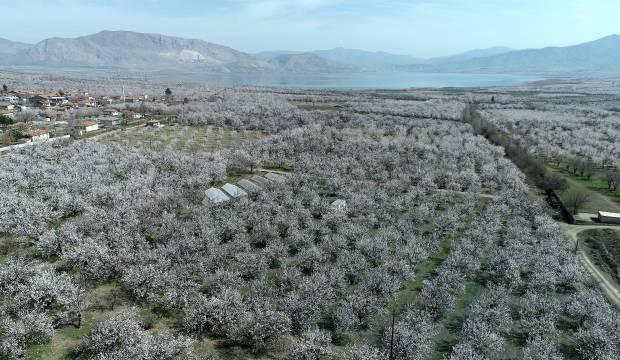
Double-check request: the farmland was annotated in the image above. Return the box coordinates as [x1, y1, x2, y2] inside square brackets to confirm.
[579, 229, 620, 285]
[0, 74, 619, 359]
[98, 124, 266, 153]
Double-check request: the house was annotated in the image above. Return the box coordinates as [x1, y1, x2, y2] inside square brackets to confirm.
[102, 108, 122, 116]
[125, 95, 147, 103]
[598, 211, 620, 224]
[72, 98, 97, 107]
[124, 111, 143, 120]
[73, 120, 99, 136]
[99, 116, 122, 127]
[222, 183, 248, 198]
[31, 95, 51, 108]
[0, 110, 17, 119]
[21, 129, 50, 142]
[49, 96, 68, 106]
[0, 102, 15, 111]
[0, 96, 19, 104]
[145, 120, 161, 127]
[98, 96, 114, 105]
[205, 188, 230, 204]
[8, 90, 35, 102]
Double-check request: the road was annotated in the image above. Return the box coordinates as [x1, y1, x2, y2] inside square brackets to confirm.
[560, 224, 620, 307]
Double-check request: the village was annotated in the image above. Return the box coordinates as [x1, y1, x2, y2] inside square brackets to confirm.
[0, 85, 173, 147]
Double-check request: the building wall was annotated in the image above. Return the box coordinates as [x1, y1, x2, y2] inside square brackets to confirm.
[599, 215, 620, 224]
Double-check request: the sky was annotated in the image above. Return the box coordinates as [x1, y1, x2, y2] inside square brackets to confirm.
[1, 0, 619, 57]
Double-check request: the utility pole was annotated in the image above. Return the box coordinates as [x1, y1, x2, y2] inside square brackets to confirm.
[389, 309, 396, 360]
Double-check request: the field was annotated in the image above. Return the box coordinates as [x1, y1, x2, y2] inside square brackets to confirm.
[579, 229, 620, 285]
[551, 166, 620, 214]
[97, 124, 266, 153]
[0, 75, 619, 359]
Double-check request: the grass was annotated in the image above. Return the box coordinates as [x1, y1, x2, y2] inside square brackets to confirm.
[26, 282, 132, 360]
[98, 124, 266, 154]
[578, 228, 620, 284]
[390, 198, 490, 312]
[548, 164, 620, 213]
[431, 282, 486, 359]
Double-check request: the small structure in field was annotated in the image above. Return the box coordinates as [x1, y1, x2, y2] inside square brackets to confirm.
[222, 183, 248, 198]
[264, 172, 286, 183]
[146, 120, 161, 128]
[73, 120, 99, 136]
[251, 175, 272, 187]
[598, 211, 620, 225]
[206, 188, 230, 204]
[238, 179, 261, 193]
[329, 199, 347, 212]
[21, 129, 50, 142]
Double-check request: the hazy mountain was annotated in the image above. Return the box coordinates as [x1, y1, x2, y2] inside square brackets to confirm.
[0, 38, 31, 57]
[255, 50, 303, 61]
[3, 31, 620, 75]
[256, 48, 420, 67]
[269, 53, 353, 73]
[313, 48, 421, 66]
[420, 35, 620, 73]
[11, 31, 275, 71]
[429, 46, 515, 64]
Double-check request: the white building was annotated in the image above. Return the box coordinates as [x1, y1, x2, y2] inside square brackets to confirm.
[264, 172, 286, 183]
[238, 179, 261, 193]
[206, 188, 231, 204]
[0, 96, 19, 104]
[21, 130, 50, 142]
[49, 96, 68, 106]
[329, 199, 347, 212]
[0, 102, 15, 111]
[222, 183, 248, 198]
[598, 211, 620, 224]
[73, 121, 99, 136]
[102, 108, 122, 116]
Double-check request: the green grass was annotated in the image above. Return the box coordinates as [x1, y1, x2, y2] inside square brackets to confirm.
[548, 164, 620, 213]
[430, 282, 486, 359]
[578, 229, 620, 284]
[26, 282, 133, 360]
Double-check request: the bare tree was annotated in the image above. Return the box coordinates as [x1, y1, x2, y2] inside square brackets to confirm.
[564, 189, 590, 214]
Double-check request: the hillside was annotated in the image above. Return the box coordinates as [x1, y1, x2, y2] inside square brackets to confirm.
[269, 53, 353, 73]
[429, 46, 515, 64]
[3, 32, 620, 75]
[11, 31, 275, 71]
[313, 48, 421, 66]
[0, 38, 31, 58]
[422, 35, 620, 73]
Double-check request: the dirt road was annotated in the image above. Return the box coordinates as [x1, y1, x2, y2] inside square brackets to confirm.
[560, 224, 620, 307]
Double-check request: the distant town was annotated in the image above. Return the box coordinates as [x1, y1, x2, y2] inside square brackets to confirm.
[0, 85, 180, 148]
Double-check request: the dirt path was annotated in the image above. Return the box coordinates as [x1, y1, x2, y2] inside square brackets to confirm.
[560, 224, 620, 307]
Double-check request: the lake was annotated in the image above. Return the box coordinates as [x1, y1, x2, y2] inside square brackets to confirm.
[3, 66, 541, 89]
[177, 71, 541, 89]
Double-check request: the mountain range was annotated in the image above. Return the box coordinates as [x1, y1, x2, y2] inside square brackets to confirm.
[1, 31, 619, 74]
